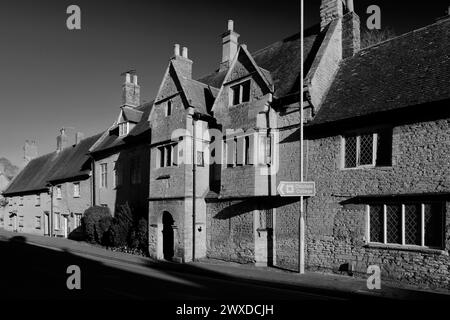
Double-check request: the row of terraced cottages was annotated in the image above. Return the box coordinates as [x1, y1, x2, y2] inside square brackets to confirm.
[2, 0, 450, 289]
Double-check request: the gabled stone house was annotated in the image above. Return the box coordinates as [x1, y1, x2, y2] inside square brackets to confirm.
[302, 0, 450, 289]
[89, 73, 152, 221]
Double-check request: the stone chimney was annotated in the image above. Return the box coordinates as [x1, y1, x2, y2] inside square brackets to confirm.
[75, 132, 84, 145]
[56, 128, 68, 153]
[171, 43, 193, 79]
[342, 1, 360, 58]
[23, 140, 38, 166]
[219, 20, 240, 71]
[122, 72, 140, 108]
[320, 0, 360, 58]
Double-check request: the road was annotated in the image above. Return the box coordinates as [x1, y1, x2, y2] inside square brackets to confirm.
[0, 234, 366, 301]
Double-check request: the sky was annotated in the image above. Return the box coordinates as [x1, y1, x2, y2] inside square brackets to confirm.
[1, 0, 449, 167]
[0, 0, 300, 166]
[305, 0, 450, 32]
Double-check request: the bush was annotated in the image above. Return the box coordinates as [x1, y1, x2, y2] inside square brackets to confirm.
[82, 206, 112, 244]
[107, 203, 133, 247]
[130, 218, 148, 252]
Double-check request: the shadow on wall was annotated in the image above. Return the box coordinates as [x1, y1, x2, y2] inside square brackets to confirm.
[213, 197, 299, 220]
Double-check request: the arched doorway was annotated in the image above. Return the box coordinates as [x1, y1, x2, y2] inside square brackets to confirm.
[162, 211, 175, 260]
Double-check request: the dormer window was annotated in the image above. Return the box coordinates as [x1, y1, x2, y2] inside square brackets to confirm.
[230, 80, 251, 106]
[119, 122, 129, 136]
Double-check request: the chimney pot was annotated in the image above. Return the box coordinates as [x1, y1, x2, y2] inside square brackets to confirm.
[174, 44, 180, 56]
[125, 73, 131, 83]
[228, 19, 234, 31]
[133, 74, 138, 85]
[182, 47, 188, 58]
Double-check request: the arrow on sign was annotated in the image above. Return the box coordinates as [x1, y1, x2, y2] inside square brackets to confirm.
[277, 181, 316, 197]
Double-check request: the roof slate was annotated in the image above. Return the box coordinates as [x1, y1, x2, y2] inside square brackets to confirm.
[198, 32, 301, 98]
[311, 18, 450, 125]
[3, 133, 102, 195]
[90, 101, 153, 154]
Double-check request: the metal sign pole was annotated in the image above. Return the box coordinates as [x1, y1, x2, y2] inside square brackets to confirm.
[299, 0, 305, 274]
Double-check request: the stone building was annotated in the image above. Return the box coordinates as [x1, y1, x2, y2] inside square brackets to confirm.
[302, 0, 450, 288]
[2, 131, 101, 237]
[88, 72, 152, 221]
[145, 21, 302, 267]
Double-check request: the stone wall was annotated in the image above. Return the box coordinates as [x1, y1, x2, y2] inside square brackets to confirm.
[306, 118, 450, 289]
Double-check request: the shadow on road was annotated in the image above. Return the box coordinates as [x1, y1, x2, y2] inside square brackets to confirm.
[0, 236, 447, 301]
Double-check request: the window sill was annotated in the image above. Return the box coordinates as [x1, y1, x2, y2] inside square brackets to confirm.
[341, 166, 393, 171]
[364, 243, 448, 255]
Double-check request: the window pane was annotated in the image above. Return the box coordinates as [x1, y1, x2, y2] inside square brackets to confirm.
[370, 205, 384, 243]
[344, 136, 357, 168]
[359, 134, 374, 165]
[241, 81, 250, 102]
[166, 145, 172, 167]
[376, 129, 392, 166]
[386, 205, 401, 244]
[405, 204, 421, 245]
[424, 203, 443, 248]
[232, 86, 240, 105]
[159, 147, 165, 168]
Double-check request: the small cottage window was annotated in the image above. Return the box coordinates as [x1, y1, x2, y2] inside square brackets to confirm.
[56, 185, 62, 199]
[73, 182, 80, 198]
[343, 129, 392, 169]
[35, 194, 41, 206]
[230, 80, 251, 106]
[119, 122, 129, 136]
[100, 163, 108, 188]
[35, 216, 41, 229]
[19, 215, 24, 227]
[368, 202, 444, 249]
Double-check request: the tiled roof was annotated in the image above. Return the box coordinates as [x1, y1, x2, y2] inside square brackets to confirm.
[197, 32, 301, 98]
[180, 77, 218, 114]
[90, 101, 153, 154]
[311, 18, 450, 125]
[3, 133, 102, 195]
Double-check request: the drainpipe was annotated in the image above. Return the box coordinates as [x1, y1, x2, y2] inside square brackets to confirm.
[47, 184, 54, 237]
[90, 155, 96, 206]
[191, 113, 198, 262]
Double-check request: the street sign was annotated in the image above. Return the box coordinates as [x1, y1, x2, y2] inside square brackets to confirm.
[277, 181, 316, 197]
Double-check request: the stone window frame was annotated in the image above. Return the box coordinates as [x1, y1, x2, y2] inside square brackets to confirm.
[35, 216, 41, 229]
[366, 201, 445, 250]
[118, 121, 130, 137]
[100, 163, 108, 189]
[54, 212, 61, 231]
[229, 78, 252, 107]
[18, 215, 24, 227]
[55, 185, 62, 199]
[156, 142, 178, 168]
[73, 182, 80, 198]
[341, 127, 393, 170]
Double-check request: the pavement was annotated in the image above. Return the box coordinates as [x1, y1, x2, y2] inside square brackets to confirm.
[1, 229, 449, 301]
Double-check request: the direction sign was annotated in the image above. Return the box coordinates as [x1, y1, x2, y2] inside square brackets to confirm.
[277, 181, 316, 197]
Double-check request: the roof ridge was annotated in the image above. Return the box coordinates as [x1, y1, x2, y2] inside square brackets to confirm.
[354, 17, 450, 57]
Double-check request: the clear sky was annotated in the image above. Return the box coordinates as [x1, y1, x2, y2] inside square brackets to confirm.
[0, 0, 300, 166]
[305, 0, 450, 32]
